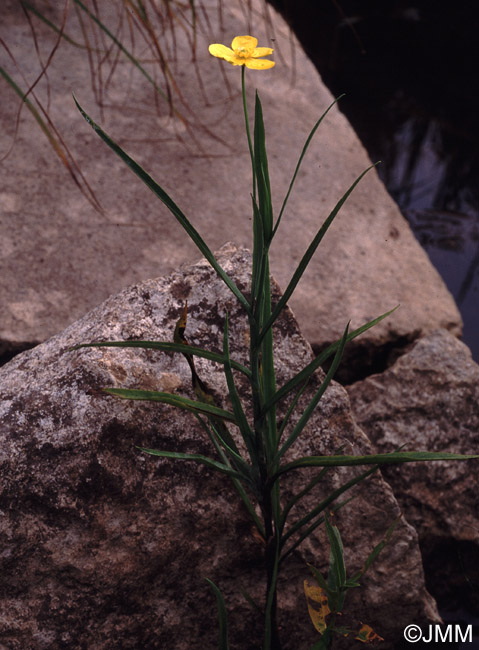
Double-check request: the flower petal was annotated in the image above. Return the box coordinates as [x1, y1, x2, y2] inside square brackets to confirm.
[231, 35, 258, 53]
[244, 58, 275, 70]
[208, 43, 236, 62]
[251, 47, 274, 58]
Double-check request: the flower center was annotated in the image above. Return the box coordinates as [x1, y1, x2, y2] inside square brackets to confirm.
[235, 47, 251, 59]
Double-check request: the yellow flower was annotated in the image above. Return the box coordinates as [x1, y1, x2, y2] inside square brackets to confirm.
[208, 35, 275, 70]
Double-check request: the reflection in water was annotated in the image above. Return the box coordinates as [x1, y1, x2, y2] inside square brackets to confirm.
[376, 110, 479, 360]
[268, 0, 479, 360]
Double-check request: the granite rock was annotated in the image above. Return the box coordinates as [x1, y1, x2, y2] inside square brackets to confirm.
[0, 244, 438, 649]
[0, 0, 461, 363]
[347, 329, 479, 610]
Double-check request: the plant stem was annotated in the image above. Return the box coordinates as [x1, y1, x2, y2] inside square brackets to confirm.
[242, 66, 256, 203]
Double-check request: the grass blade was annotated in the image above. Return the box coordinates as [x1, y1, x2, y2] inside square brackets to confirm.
[20, 1, 92, 49]
[72, 0, 172, 106]
[73, 96, 251, 314]
[0, 63, 102, 212]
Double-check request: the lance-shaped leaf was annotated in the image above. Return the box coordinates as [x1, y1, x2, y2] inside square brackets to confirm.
[138, 448, 243, 480]
[325, 516, 347, 592]
[281, 497, 356, 565]
[103, 388, 237, 422]
[258, 164, 378, 344]
[348, 515, 402, 585]
[274, 450, 479, 480]
[262, 307, 397, 418]
[254, 92, 273, 242]
[206, 579, 230, 650]
[273, 95, 344, 238]
[222, 313, 257, 463]
[72, 340, 252, 378]
[275, 323, 349, 462]
[73, 97, 251, 315]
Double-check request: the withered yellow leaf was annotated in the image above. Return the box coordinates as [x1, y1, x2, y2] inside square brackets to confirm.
[304, 580, 331, 634]
[355, 623, 384, 643]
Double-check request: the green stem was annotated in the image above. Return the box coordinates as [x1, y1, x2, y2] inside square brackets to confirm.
[242, 66, 256, 203]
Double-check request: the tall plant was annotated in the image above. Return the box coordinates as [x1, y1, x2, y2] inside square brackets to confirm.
[73, 34, 479, 649]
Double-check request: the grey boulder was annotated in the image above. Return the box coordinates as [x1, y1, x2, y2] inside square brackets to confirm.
[0, 244, 438, 649]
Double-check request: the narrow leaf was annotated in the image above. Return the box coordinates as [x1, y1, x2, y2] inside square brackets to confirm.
[139, 448, 243, 479]
[73, 97, 251, 314]
[275, 451, 479, 479]
[273, 95, 344, 237]
[72, 340, 251, 378]
[325, 517, 347, 590]
[222, 313, 257, 462]
[72, 0, 172, 106]
[103, 388, 237, 422]
[259, 164, 377, 343]
[254, 92, 273, 241]
[205, 579, 230, 650]
[276, 323, 349, 462]
[262, 307, 398, 417]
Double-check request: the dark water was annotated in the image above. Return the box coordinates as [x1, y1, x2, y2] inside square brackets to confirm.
[270, 0, 479, 360]
[267, 1, 479, 645]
